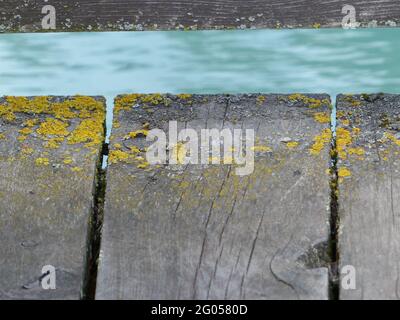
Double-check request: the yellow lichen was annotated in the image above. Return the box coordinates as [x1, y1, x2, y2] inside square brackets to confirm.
[338, 167, 351, 178]
[130, 146, 141, 153]
[1, 97, 50, 121]
[126, 129, 149, 139]
[137, 162, 150, 169]
[348, 147, 365, 156]
[108, 150, 131, 164]
[23, 119, 38, 127]
[114, 94, 142, 113]
[314, 112, 330, 123]
[44, 138, 63, 149]
[115, 94, 173, 115]
[140, 94, 165, 106]
[21, 147, 34, 155]
[336, 128, 352, 159]
[256, 95, 266, 106]
[341, 119, 350, 126]
[17, 128, 28, 135]
[286, 141, 299, 149]
[310, 128, 332, 155]
[384, 133, 400, 146]
[0, 105, 15, 122]
[288, 94, 330, 109]
[344, 96, 362, 107]
[251, 145, 272, 152]
[63, 157, 73, 164]
[336, 111, 346, 119]
[1, 96, 105, 152]
[177, 94, 193, 100]
[35, 157, 50, 166]
[37, 118, 69, 137]
[67, 118, 103, 147]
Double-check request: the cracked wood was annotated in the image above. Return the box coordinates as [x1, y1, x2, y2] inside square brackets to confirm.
[0, 96, 106, 299]
[337, 94, 400, 300]
[96, 93, 331, 299]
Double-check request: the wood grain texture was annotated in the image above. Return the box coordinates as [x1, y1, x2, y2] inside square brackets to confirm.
[1, 1, 400, 33]
[336, 94, 400, 300]
[96, 93, 332, 300]
[0, 96, 105, 299]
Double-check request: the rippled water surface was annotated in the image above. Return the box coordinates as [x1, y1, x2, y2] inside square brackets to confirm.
[1, 29, 400, 132]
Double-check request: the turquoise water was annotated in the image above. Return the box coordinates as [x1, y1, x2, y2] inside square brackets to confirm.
[1, 28, 400, 136]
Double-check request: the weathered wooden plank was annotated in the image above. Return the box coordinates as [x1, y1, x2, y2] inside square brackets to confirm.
[0, 96, 105, 299]
[96, 93, 332, 300]
[1, 1, 400, 33]
[336, 94, 400, 300]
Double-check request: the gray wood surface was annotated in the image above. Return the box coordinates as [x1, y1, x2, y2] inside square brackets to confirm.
[96, 93, 332, 300]
[1, 1, 400, 33]
[0, 96, 105, 299]
[337, 94, 400, 300]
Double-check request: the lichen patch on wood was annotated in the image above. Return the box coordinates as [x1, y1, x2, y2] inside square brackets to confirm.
[0, 96, 106, 299]
[96, 93, 332, 300]
[0, 96, 105, 169]
[336, 94, 400, 299]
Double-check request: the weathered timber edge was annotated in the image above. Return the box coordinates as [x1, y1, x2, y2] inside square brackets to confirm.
[96, 93, 332, 299]
[3, 93, 400, 299]
[1, 0, 400, 33]
[336, 94, 400, 300]
[0, 96, 106, 299]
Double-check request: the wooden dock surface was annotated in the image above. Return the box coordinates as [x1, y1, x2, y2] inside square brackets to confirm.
[336, 94, 400, 300]
[95, 93, 332, 299]
[2, 93, 400, 299]
[0, 96, 106, 299]
[1, 1, 400, 33]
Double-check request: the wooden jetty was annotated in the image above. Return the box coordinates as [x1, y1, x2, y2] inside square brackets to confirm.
[1, 0, 400, 300]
